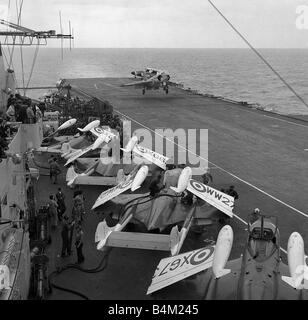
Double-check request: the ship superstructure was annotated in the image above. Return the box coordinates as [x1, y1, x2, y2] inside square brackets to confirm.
[0, 122, 43, 299]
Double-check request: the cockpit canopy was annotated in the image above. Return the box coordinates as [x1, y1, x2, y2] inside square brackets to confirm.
[250, 226, 275, 241]
[247, 215, 279, 261]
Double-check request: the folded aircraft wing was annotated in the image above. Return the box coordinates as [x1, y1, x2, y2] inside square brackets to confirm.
[92, 174, 135, 209]
[90, 126, 116, 141]
[123, 72, 162, 87]
[187, 179, 234, 218]
[64, 144, 94, 166]
[147, 246, 215, 295]
[64, 128, 116, 166]
[132, 145, 169, 170]
[123, 79, 153, 87]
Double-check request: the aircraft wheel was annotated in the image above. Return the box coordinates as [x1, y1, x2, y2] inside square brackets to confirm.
[142, 89, 145, 95]
[165, 89, 169, 94]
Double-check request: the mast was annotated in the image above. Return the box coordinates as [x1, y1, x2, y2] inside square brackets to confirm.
[0, 17, 73, 105]
[0, 44, 8, 114]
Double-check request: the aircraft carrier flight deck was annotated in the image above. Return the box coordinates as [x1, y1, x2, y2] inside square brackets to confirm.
[40, 76, 308, 300]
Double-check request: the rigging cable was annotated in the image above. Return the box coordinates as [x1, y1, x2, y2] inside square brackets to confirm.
[17, 0, 26, 95]
[25, 38, 40, 94]
[19, 40, 25, 95]
[4, 0, 11, 59]
[207, 0, 308, 109]
[1, 1, 18, 91]
[8, 0, 23, 69]
[1, 46, 10, 70]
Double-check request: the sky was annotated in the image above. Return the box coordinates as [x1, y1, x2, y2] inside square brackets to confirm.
[1, 0, 308, 48]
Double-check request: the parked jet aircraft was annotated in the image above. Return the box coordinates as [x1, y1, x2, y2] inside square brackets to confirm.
[124, 68, 171, 95]
[91, 157, 236, 294]
[65, 135, 168, 187]
[93, 164, 234, 254]
[63, 122, 117, 166]
[148, 215, 308, 299]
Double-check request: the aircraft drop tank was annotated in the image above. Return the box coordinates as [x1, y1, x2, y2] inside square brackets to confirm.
[282, 232, 306, 289]
[212, 225, 233, 279]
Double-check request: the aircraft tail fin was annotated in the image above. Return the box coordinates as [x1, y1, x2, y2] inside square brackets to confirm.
[116, 169, 126, 184]
[66, 166, 79, 187]
[282, 276, 304, 289]
[131, 185, 141, 192]
[95, 221, 115, 251]
[214, 269, 231, 279]
[170, 186, 182, 193]
[77, 127, 89, 133]
[170, 226, 181, 256]
[61, 143, 78, 158]
[282, 276, 297, 289]
[61, 142, 71, 156]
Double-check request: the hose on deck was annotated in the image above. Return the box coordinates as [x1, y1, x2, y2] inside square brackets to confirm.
[47, 192, 183, 299]
[47, 248, 112, 300]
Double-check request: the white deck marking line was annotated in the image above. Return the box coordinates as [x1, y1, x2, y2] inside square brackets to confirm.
[233, 214, 287, 255]
[262, 114, 308, 129]
[233, 213, 248, 226]
[114, 108, 308, 220]
[102, 82, 125, 90]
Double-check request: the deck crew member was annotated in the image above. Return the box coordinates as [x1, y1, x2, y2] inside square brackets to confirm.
[250, 208, 261, 224]
[6, 104, 16, 122]
[67, 219, 75, 256]
[227, 185, 239, 200]
[61, 215, 70, 257]
[18, 104, 28, 124]
[35, 105, 43, 122]
[48, 195, 58, 228]
[0, 118, 9, 138]
[26, 104, 35, 124]
[72, 191, 85, 223]
[50, 158, 61, 184]
[202, 169, 213, 185]
[0, 118, 9, 159]
[77, 190, 86, 220]
[38, 102, 46, 117]
[48, 157, 55, 179]
[7, 94, 14, 109]
[75, 223, 85, 264]
[56, 188, 66, 221]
